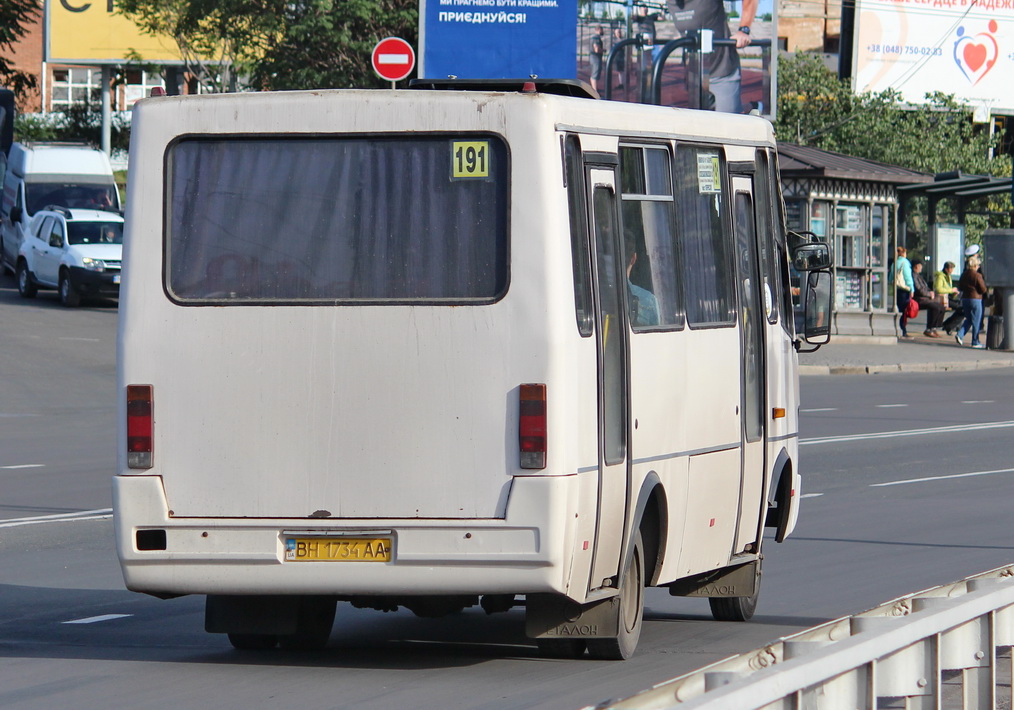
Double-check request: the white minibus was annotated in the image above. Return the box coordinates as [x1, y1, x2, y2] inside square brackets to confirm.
[115, 80, 832, 659]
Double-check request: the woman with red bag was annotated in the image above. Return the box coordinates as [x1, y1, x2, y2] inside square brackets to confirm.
[891, 246, 915, 339]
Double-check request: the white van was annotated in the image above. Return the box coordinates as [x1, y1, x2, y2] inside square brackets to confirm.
[115, 81, 832, 659]
[1, 142, 120, 274]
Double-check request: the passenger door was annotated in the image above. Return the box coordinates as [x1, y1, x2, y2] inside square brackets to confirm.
[34, 217, 64, 286]
[586, 165, 630, 592]
[731, 175, 767, 550]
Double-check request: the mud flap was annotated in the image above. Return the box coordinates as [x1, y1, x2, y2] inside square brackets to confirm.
[666, 559, 760, 598]
[525, 593, 621, 639]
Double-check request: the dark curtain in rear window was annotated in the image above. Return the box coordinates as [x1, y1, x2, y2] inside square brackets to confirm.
[166, 136, 509, 303]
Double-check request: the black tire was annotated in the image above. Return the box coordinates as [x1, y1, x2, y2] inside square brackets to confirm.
[0, 241, 11, 274]
[537, 638, 587, 659]
[228, 633, 279, 650]
[586, 531, 644, 661]
[708, 569, 760, 622]
[277, 597, 337, 650]
[59, 272, 81, 307]
[16, 261, 37, 298]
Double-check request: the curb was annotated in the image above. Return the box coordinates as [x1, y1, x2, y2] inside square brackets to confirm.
[800, 359, 1014, 376]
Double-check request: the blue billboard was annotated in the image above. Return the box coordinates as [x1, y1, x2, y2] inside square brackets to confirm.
[420, 0, 578, 80]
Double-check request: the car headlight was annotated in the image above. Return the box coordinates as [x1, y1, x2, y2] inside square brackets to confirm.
[81, 257, 106, 272]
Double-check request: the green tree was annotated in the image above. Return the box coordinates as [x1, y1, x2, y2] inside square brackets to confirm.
[116, 0, 417, 92]
[1, 0, 41, 101]
[117, 0, 281, 93]
[775, 53, 1012, 251]
[775, 53, 1009, 178]
[249, 0, 418, 90]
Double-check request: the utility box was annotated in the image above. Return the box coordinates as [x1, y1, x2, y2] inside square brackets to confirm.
[984, 230, 1014, 287]
[983, 229, 1014, 350]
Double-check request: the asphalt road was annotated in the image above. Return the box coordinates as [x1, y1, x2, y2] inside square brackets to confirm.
[2, 271, 1014, 710]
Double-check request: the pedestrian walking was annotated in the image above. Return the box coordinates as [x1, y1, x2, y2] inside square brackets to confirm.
[955, 249, 988, 349]
[612, 27, 626, 89]
[589, 26, 605, 92]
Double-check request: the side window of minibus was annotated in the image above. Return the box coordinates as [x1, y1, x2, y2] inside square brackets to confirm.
[618, 144, 683, 330]
[565, 135, 594, 336]
[754, 149, 780, 325]
[770, 151, 796, 337]
[673, 144, 735, 327]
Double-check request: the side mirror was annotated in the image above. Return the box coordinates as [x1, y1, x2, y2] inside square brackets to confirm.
[802, 270, 833, 344]
[792, 242, 832, 272]
[10, 206, 22, 224]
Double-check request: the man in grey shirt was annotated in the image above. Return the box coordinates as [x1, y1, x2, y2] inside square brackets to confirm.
[666, 0, 757, 113]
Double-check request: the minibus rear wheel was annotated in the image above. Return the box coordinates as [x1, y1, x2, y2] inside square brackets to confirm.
[537, 638, 587, 658]
[587, 531, 644, 660]
[708, 565, 760, 621]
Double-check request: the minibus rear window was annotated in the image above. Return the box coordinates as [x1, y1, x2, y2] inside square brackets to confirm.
[165, 135, 509, 304]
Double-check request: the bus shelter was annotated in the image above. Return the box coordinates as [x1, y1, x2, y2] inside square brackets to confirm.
[777, 143, 933, 336]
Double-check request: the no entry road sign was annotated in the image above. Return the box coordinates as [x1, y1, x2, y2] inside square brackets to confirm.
[372, 37, 416, 82]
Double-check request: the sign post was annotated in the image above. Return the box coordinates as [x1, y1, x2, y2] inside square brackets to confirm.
[372, 37, 416, 87]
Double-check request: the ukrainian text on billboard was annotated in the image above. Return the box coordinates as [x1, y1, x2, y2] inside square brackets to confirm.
[852, 0, 1013, 113]
[420, 0, 578, 79]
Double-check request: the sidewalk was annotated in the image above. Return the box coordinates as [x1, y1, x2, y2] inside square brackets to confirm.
[798, 314, 1014, 376]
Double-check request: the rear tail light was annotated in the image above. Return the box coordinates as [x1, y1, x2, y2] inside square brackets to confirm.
[126, 384, 153, 469]
[519, 384, 547, 469]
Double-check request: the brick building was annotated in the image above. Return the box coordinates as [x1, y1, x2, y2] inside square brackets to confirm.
[5, 4, 185, 114]
[777, 0, 843, 53]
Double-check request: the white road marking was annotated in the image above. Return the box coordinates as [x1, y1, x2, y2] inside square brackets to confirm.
[800, 493, 824, 499]
[801, 420, 1014, 446]
[0, 508, 113, 528]
[875, 404, 908, 408]
[0, 413, 41, 418]
[961, 400, 995, 404]
[58, 337, 101, 342]
[801, 408, 837, 413]
[872, 467, 1014, 488]
[1, 464, 45, 469]
[63, 614, 132, 625]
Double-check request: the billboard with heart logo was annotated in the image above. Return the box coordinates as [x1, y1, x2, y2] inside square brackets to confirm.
[852, 1, 1012, 114]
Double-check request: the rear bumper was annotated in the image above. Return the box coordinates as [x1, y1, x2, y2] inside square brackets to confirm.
[113, 473, 580, 598]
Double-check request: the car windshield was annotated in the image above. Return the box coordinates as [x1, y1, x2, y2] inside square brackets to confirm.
[68, 221, 123, 245]
[25, 182, 119, 214]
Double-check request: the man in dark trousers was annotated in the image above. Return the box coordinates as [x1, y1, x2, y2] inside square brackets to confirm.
[666, 0, 756, 113]
[589, 25, 605, 91]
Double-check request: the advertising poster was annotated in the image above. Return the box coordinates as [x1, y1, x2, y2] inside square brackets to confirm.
[48, 0, 179, 64]
[420, 0, 578, 79]
[852, 0, 1014, 113]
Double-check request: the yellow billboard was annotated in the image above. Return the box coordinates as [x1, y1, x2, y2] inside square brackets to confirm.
[47, 0, 181, 63]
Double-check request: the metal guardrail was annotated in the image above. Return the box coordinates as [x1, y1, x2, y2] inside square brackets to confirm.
[587, 564, 1014, 710]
